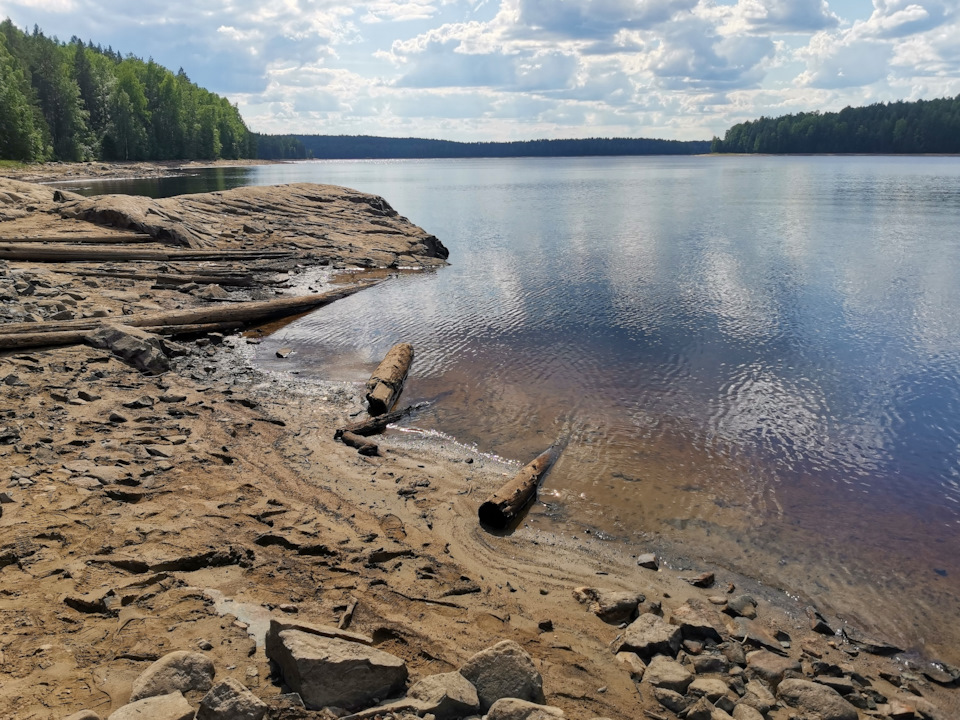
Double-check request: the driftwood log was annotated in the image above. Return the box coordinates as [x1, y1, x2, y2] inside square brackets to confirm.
[365, 343, 414, 416]
[0, 283, 378, 350]
[478, 445, 562, 530]
[334, 403, 424, 440]
[0, 244, 293, 263]
[0, 233, 153, 244]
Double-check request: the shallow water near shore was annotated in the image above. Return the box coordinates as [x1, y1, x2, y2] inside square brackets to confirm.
[62, 155, 960, 661]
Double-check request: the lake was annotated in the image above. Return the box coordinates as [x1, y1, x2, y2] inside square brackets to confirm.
[59, 155, 960, 661]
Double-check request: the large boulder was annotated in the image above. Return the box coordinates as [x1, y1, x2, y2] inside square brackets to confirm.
[197, 678, 267, 720]
[107, 692, 195, 720]
[266, 628, 407, 710]
[746, 650, 801, 688]
[486, 698, 565, 720]
[129, 650, 215, 702]
[616, 613, 682, 660]
[459, 640, 545, 711]
[777, 678, 858, 720]
[87, 324, 177, 375]
[669, 599, 726, 642]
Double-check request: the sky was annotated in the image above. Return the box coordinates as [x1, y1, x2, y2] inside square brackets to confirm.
[1, 0, 958, 141]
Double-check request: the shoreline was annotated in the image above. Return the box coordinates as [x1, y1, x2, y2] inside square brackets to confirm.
[1, 170, 957, 719]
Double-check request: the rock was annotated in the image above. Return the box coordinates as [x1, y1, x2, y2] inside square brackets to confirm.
[644, 655, 693, 693]
[275, 347, 293, 358]
[64, 712, 102, 720]
[685, 571, 715, 588]
[87, 324, 175, 375]
[721, 641, 746, 667]
[734, 618, 785, 654]
[670, 598, 725, 642]
[739, 680, 777, 714]
[486, 698, 564, 720]
[689, 677, 732, 702]
[637, 553, 658, 570]
[684, 696, 718, 720]
[653, 687, 687, 713]
[459, 640, 545, 711]
[841, 625, 902, 655]
[806, 606, 835, 635]
[107, 691, 195, 720]
[725, 595, 757, 619]
[745, 650, 801, 687]
[616, 613, 682, 660]
[777, 678, 858, 720]
[197, 678, 267, 720]
[692, 653, 729, 674]
[615, 651, 646, 680]
[123, 395, 155, 409]
[572, 587, 643, 624]
[731, 705, 764, 720]
[266, 629, 407, 710]
[406, 671, 480, 720]
[265, 617, 373, 647]
[129, 650, 215, 701]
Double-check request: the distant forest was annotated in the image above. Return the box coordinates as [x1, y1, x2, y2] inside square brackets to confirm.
[256, 134, 711, 160]
[711, 95, 960, 154]
[0, 19, 254, 163]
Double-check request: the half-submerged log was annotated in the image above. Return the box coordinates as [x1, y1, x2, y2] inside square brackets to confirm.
[478, 445, 562, 530]
[334, 403, 424, 440]
[365, 343, 414, 416]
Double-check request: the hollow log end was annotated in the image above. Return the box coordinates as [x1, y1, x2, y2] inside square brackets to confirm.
[478, 501, 510, 530]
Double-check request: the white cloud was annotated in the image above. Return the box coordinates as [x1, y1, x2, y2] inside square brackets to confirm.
[739, 0, 839, 33]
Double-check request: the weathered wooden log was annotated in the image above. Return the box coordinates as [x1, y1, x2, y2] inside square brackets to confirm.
[0, 233, 153, 244]
[0, 283, 378, 349]
[334, 403, 424, 440]
[0, 244, 294, 262]
[365, 342, 414, 416]
[340, 431, 379, 456]
[478, 445, 562, 530]
[62, 269, 258, 287]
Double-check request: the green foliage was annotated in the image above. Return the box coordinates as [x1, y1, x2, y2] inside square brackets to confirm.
[713, 97, 960, 154]
[0, 18, 254, 162]
[253, 134, 711, 160]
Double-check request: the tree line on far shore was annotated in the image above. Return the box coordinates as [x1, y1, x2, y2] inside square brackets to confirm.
[0, 19, 254, 163]
[711, 95, 960, 154]
[254, 134, 711, 160]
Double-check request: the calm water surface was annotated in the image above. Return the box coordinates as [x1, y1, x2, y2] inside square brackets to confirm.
[65, 156, 960, 659]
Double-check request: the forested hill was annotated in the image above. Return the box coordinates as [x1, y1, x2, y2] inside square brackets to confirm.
[0, 19, 253, 163]
[256, 134, 711, 160]
[711, 96, 960, 154]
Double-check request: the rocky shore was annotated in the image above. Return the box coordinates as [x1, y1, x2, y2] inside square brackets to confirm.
[1, 171, 958, 720]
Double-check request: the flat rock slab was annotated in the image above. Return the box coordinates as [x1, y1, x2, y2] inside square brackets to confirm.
[107, 692, 195, 720]
[746, 650, 801, 687]
[459, 640, 545, 711]
[129, 650, 215, 701]
[616, 613, 682, 659]
[777, 678, 858, 720]
[486, 697, 565, 720]
[670, 598, 726, 642]
[266, 628, 407, 710]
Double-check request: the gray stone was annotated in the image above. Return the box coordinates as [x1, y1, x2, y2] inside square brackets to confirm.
[689, 677, 732, 702]
[670, 598, 725, 642]
[653, 687, 687, 713]
[644, 655, 693, 693]
[745, 649, 801, 688]
[616, 613, 682, 659]
[129, 650, 215, 701]
[266, 629, 407, 710]
[407, 671, 480, 719]
[615, 651, 646, 680]
[777, 678, 858, 720]
[725, 595, 757, 619]
[637, 553, 659, 570]
[87, 324, 174, 375]
[197, 678, 267, 720]
[107, 692, 195, 720]
[684, 696, 717, 720]
[691, 653, 729, 674]
[731, 704, 765, 720]
[734, 618, 785, 654]
[739, 680, 777, 714]
[486, 698, 564, 720]
[459, 640, 544, 711]
[572, 587, 643, 624]
[64, 712, 102, 720]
